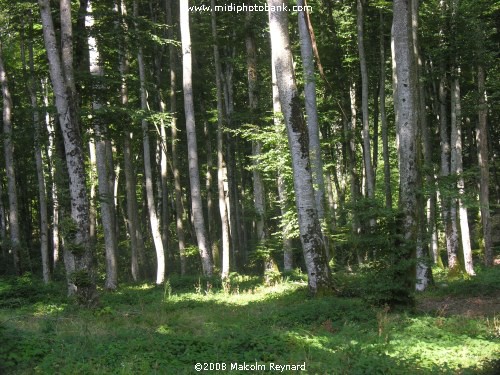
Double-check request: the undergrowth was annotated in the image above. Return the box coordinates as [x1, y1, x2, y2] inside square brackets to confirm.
[1, 268, 499, 374]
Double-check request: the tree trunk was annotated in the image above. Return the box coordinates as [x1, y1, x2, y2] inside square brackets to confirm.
[246, 11, 266, 246]
[87, 0, 118, 290]
[271, 58, 294, 271]
[166, 0, 186, 275]
[118, 0, 146, 281]
[477, 65, 493, 266]
[392, 0, 419, 297]
[450, 74, 474, 275]
[180, 0, 213, 276]
[297, 0, 330, 256]
[357, 0, 375, 200]
[211, 0, 231, 278]
[42, 79, 60, 269]
[134, 0, 165, 284]
[379, 12, 392, 209]
[39, 0, 95, 301]
[0, 42, 21, 275]
[411, 0, 431, 291]
[268, 0, 331, 295]
[25, 16, 50, 283]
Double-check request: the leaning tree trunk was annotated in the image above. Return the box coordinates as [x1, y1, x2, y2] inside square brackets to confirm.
[0, 42, 21, 275]
[477, 65, 493, 266]
[268, 0, 330, 295]
[391, 0, 419, 298]
[180, 0, 213, 276]
[134, 0, 165, 285]
[39, 0, 95, 301]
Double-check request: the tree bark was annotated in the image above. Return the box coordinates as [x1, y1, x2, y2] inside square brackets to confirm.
[392, 0, 419, 296]
[411, 0, 431, 291]
[477, 65, 493, 266]
[180, 0, 213, 276]
[0, 42, 21, 275]
[271, 58, 294, 271]
[450, 74, 474, 275]
[87, 0, 118, 289]
[166, 0, 187, 275]
[134, 0, 166, 284]
[246, 11, 266, 246]
[357, 0, 375, 200]
[297, 0, 330, 256]
[211, 0, 231, 278]
[268, 0, 331, 295]
[25, 15, 50, 283]
[39, 0, 95, 300]
[379, 12, 392, 209]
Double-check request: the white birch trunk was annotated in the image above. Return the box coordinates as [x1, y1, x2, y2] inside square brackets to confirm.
[180, 0, 213, 276]
[269, 0, 330, 294]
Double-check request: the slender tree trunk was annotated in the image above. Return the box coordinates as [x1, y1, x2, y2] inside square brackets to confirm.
[450, 74, 474, 275]
[180, 0, 213, 276]
[348, 82, 362, 262]
[392, 0, 419, 297]
[86, 0, 118, 290]
[0, 42, 21, 275]
[380, 12, 392, 209]
[271, 59, 294, 271]
[411, 0, 431, 291]
[477, 65, 493, 266]
[357, 0, 375, 200]
[25, 17, 50, 283]
[117, 0, 144, 281]
[166, 0, 186, 275]
[246, 11, 266, 246]
[133, 1, 165, 284]
[297, 0, 330, 256]
[211, 0, 231, 278]
[42, 79, 60, 269]
[39, 0, 95, 300]
[269, 0, 330, 295]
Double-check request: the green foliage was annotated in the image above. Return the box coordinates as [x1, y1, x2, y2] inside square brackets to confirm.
[59, 217, 86, 256]
[1, 274, 498, 374]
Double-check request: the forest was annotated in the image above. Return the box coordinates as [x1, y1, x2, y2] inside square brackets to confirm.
[0, 0, 499, 373]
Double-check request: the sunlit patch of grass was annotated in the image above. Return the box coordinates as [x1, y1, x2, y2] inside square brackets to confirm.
[1, 270, 499, 374]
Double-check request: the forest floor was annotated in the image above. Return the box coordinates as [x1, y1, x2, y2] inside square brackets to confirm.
[1, 265, 499, 374]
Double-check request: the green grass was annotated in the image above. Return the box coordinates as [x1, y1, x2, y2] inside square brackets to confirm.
[1, 270, 499, 374]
